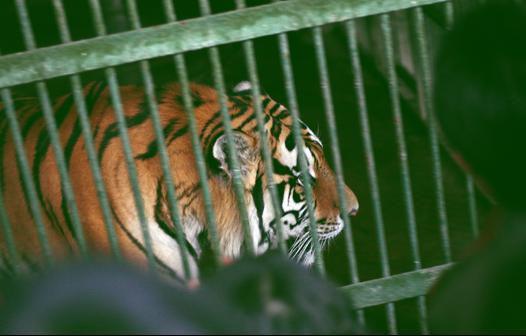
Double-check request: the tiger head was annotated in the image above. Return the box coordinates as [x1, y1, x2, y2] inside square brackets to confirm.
[208, 82, 359, 265]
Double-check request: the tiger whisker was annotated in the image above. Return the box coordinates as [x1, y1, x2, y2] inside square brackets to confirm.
[289, 233, 310, 260]
[290, 233, 311, 261]
[295, 237, 312, 263]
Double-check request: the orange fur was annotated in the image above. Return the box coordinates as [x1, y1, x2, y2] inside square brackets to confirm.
[0, 82, 358, 279]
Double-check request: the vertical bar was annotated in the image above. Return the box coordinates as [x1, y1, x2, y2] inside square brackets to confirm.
[15, 0, 88, 258]
[442, 0, 480, 241]
[346, 20, 397, 334]
[198, 0, 256, 256]
[125, 0, 193, 280]
[161, 0, 223, 266]
[235, 0, 286, 253]
[412, 7, 452, 263]
[0, 178, 20, 273]
[1, 88, 53, 265]
[466, 176, 479, 238]
[51, 0, 121, 259]
[312, 25, 364, 323]
[444, 1, 455, 29]
[88, 0, 157, 272]
[276, 32, 325, 275]
[380, 14, 429, 335]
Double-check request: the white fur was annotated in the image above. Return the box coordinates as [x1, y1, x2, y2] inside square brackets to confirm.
[279, 141, 298, 168]
[233, 81, 252, 93]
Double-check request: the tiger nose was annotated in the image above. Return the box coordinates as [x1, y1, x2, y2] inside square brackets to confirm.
[345, 187, 359, 217]
[349, 203, 359, 216]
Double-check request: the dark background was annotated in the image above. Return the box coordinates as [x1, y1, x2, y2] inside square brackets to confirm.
[0, 0, 491, 333]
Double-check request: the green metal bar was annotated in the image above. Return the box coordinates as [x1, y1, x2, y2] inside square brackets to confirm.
[235, 0, 286, 254]
[15, 0, 88, 258]
[0, 183, 20, 273]
[346, 20, 397, 334]
[199, 0, 256, 256]
[161, 0, 222, 266]
[444, 1, 455, 29]
[276, 32, 325, 275]
[342, 264, 452, 310]
[412, 7, 452, 263]
[466, 174, 479, 239]
[312, 24, 363, 323]
[442, 1, 480, 242]
[126, 0, 192, 280]
[380, 14, 429, 334]
[88, 0, 157, 272]
[1, 88, 53, 265]
[51, 0, 121, 259]
[0, 0, 448, 89]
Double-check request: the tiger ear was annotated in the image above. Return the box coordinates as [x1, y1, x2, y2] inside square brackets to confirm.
[212, 132, 258, 180]
[232, 81, 269, 97]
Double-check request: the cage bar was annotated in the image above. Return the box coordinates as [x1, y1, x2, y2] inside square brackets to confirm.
[51, 0, 121, 259]
[87, 0, 157, 272]
[466, 176, 479, 238]
[161, 0, 223, 265]
[276, 31, 325, 275]
[380, 14, 429, 334]
[126, 0, 192, 280]
[312, 24, 364, 323]
[441, 0, 480, 242]
[15, 0, 89, 258]
[345, 19, 397, 334]
[0, 178, 20, 272]
[235, 0, 286, 254]
[1, 88, 53, 265]
[412, 6, 452, 263]
[199, 0, 256, 256]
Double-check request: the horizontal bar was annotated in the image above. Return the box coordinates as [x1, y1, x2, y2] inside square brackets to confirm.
[0, 0, 447, 89]
[341, 264, 452, 309]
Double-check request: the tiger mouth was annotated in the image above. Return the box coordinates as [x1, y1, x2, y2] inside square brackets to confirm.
[317, 223, 344, 240]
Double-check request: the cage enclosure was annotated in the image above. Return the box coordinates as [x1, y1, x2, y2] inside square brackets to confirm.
[0, 0, 490, 334]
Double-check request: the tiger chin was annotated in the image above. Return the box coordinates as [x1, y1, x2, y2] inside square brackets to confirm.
[0, 80, 358, 282]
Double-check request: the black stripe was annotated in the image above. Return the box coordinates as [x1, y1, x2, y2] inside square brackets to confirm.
[274, 108, 289, 120]
[110, 206, 185, 283]
[45, 199, 72, 248]
[199, 110, 221, 140]
[200, 96, 249, 146]
[167, 125, 188, 146]
[236, 113, 256, 131]
[97, 97, 150, 162]
[202, 103, 250, 149]
[268, 102, 281, 116]
[31, 94, 75, 237]
[64, 82, 107, 167]
[272, 158, 294, 176]
[135, 118, 179, 161]
[57, 83, 106, 240]
[261, 97, 272, 110]
[270, 118, 282, 139]
[21, 111, 41, 138]
[153, 179, 199, 260]
[177, 184, 200, 199]
[181, 190, 200, 214]
[285, 133, 296, 152]
[251, 176, 268, 246]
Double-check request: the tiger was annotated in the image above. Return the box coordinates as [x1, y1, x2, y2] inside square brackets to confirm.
[0, 80, 359, 281]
